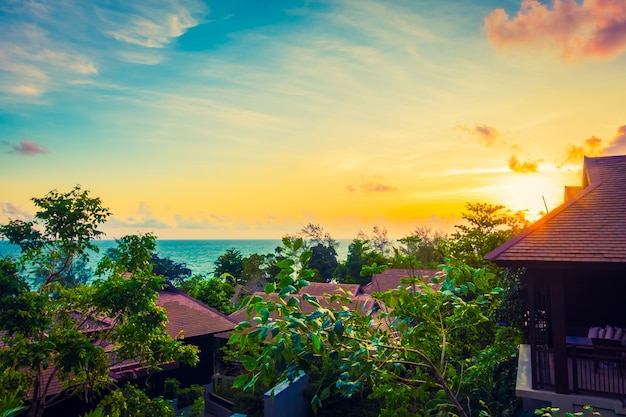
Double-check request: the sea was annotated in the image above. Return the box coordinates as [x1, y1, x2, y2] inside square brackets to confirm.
[0, 239, 350, 277]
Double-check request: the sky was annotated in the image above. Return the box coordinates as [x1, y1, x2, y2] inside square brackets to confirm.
[2, 0, 626, 240]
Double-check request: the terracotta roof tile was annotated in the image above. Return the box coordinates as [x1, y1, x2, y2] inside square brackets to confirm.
[485, 155, 626, 266]
[363, 268, 442, 295]
[157, 289, 237, 339]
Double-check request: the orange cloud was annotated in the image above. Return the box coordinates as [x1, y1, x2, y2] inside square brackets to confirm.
[484, 0, 626, 60]
[509, 154, 542, 173]
[603, 125, 626, 155]
[560, 135, 604, 166]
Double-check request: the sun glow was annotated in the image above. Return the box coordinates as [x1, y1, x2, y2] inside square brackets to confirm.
[494, 171, 573, 222]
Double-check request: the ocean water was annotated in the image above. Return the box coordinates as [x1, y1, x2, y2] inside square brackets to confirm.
[0, 239, 350, 277]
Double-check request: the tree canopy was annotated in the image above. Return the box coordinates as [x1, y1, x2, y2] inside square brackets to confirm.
[0, 186, 198, 417]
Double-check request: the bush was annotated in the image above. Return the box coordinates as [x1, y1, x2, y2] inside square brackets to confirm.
[177, 384, 204, 409]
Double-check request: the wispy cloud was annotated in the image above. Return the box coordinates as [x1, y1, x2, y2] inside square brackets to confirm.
[0, 202, 31, 221]
[457, 124, 501, 146]
[508, 154, 541, 173]
[484, 0, 626, 60]
[2, 139, 48, 155]
[347, 175, 397, 193]
[104, 1, 206, 48]
[0, 0, 207, 98]
[109, 202, 169, 229]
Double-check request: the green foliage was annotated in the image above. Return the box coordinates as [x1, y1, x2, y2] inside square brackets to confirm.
[443, 203, 528, 270]
[92, 384, 175, 417]
[534, 406, 601, 417]
[336, 239, 387, 285]
[0, 187, 198, 417]
[227, 237, 516, 417]
[0, 185, 110, 288]
[393, 226, 447, 269]
[177, 384, 204, 409]
[151, 254, 192, 286]
[178, 275, 235, 315]
[214, 248, 244, 285]
[0, 391, 27, 417]
[308, 243, 338, 282]
[161, 378, 204, 414]
[164, 378, 181, 400]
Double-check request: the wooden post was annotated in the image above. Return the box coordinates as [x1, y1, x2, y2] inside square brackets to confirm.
[550, 271, 569, 394]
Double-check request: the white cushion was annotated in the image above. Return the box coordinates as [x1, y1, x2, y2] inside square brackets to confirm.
[605, 326, 614, 339]
[613, 327, 623, 341]
[599, 328, 606, 338]
[588, 326, 600, 338]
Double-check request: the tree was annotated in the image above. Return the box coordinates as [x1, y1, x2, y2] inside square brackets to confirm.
[336, 239, 387, 285]
[392, 226, 447, 270]
[178, 275, 235, 315]
[150, 253, 192, 286]
[296, 224, 339, 283]
[444, 203, 529, 269]
[308, 243, 338, 283]
[0, 185, 110, 288]
[0, 187, 198, 417]
[214, 248, 244, 285]
[227, 238, 518, 417]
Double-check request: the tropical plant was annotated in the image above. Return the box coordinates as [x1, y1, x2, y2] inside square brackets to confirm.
[226, 237, 516, 417]
[0, 187, 198, 417]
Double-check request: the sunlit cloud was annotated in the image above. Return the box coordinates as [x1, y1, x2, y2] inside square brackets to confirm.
[457, 124, 502, 147]
[2, 139, 49, 155]
[558, 124, 626, 166]
[559, 135, 604, 166]
[104, 1, 206, 48]
[361, 182, 397, 193]
[508, 154, 542, 173]
[484, 0, 626, 60]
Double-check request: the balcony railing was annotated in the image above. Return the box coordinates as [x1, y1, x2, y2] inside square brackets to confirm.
[534, 341, 626, 397]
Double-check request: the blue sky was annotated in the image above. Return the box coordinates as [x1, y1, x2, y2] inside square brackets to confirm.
[2, 0, 626, 239]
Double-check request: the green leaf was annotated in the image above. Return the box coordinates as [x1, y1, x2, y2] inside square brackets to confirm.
[311, 395, 322, 413]
[242, 355, 257, 371]
[233, 374, 248, 389]
[264, 282, 276, 295]
[320, 387, 331, 401]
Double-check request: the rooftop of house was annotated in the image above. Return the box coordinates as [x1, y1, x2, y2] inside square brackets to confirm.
[157, 286, 238, 339]
[485, 155, 626, 267]
[362, 268, 442, 295]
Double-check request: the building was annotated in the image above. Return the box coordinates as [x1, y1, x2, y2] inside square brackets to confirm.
[485, 155, 626, 415]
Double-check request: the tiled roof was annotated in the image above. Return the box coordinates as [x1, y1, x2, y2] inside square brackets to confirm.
[157, 288, 237, 339]
[298, 282, 360, 298]
[362, 268, 442, 295]
[485, 155, 626, 266]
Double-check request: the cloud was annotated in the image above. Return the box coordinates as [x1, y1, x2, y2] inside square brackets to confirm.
[560, 135, 604, 166]
[2, 139, 49, 155]
[457, 124, 501, 146]
[361, 182, 396, 193]
[559, 125, 626, 166]
[509, 155, 541, 173]
[484, 0, 626, 60]
[603, 125, 626, 155]
[0, 202, 31, 221]
[104, 1, 207, 48]
[109, 202, 169, 229]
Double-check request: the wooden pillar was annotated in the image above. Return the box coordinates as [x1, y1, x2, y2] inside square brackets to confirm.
[526, 271, 538, 389]
[549, 271, 569, 394]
